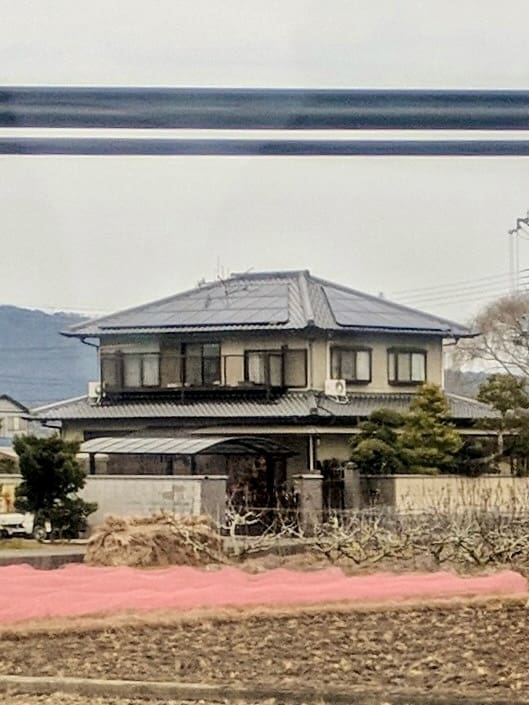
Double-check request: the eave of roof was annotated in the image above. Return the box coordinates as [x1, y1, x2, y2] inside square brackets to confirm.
[34, 391, 497, 422]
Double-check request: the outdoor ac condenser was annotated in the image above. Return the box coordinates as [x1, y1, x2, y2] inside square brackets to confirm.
[324, 379, 347, 398]
[87, 381, 102, 401]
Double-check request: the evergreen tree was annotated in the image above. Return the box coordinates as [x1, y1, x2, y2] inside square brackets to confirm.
[399, 384, 463, 474]
[477, 374, 529, 475]
[14, 435, 96, 537]
[350, 408, 406, 474]
[477, 374, 529, 415]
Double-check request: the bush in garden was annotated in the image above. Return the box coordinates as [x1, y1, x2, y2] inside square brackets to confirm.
[350, 408, 406, 474]
[14, 434, 96, 538]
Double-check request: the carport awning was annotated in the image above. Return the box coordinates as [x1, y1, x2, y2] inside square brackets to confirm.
[80, 435, 296, 456]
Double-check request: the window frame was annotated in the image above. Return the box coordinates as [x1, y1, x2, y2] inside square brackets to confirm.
[243, 349, 285, 387]
[122, 352, 161, 388]
[330, 346, 372, 384]
[283, 348, 308, 389]
[100, 351, 123, 390]
[182, 342, 221, 386]
[387, 347, 427, 386]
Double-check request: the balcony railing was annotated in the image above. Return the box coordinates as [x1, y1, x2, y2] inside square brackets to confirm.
[100, 349, 307, 400]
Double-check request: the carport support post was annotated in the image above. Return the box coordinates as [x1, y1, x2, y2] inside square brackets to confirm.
[343, 461, 361, 510]
[293, 473, 323, 535]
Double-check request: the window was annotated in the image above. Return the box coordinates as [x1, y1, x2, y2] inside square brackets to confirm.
[284, 349, 308, 388]
[330, 347, 371, 383]
[6, 416, 21, 432]
[183, 343, 220, 385]
[245, 350, 283, 386]
[388, 349, 427, 384]
[123, 353, 160, 388]
[101, 353, 121, 389]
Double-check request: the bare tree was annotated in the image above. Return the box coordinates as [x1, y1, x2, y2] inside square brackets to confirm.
[458, 293, 529, 377]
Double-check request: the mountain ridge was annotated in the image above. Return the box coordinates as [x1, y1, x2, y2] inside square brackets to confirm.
[0, 305, 98, 407]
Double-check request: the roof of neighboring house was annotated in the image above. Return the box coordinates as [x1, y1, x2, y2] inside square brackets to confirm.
[0, 395, 30, 414]
[64, 270, 472, 338]
[0, 445, 17, 459]
[34, 391, 497, 422]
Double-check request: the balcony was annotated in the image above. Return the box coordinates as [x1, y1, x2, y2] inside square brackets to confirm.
[100, 349, 307, 401]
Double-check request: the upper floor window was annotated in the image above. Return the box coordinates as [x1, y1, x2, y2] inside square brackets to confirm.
[388, 349, 426, 385]
[183, 343, 221, 385]
[123, 353, 160, 388]
[245, 350, 283, 386]
[284, 349, 307, 388]
[243, 348, 307, 388]
[330, 347, 371, 383]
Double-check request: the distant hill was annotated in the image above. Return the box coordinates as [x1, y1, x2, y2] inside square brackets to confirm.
[0, 306, 98, 407]
[444, 368, 489, 399]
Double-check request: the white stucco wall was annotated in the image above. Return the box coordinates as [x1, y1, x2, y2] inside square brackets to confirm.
[361, 474, 529, 512]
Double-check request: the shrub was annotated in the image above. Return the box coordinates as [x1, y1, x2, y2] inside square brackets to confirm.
[350, 408, 406, 474]
[14, 434, 96, 538]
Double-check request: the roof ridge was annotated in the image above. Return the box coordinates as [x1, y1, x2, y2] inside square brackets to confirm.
[230, 269, 310, 280]
[297, 271, 315, 326]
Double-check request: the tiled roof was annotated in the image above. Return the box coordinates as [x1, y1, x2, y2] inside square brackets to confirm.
[64, 270, 471, 338]
[34, 391, 496, 422]
[319, 392, 497, 420]
[34, 393, 315, 421]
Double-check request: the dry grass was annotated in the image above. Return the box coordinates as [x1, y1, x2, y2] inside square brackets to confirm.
[0, 539, 43, 550]
[85, 514, 224, 568]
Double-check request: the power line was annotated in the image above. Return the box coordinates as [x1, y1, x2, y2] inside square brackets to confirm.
[401, 288, 529, 313]
[396, 275, 529, 306]
[390, 269, 527, 297]
[398, 282, 528, 308]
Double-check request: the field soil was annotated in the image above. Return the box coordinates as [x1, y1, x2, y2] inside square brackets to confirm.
[0, 698, 324, 705]
[0, 600, 526, 699]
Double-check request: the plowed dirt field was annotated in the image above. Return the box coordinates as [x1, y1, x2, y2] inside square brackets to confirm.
[1, 600, 526, 698]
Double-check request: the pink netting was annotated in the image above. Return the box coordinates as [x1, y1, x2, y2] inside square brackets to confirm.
[0, 565, 525, 625]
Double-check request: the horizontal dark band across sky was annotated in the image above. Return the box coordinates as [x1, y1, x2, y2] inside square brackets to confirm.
[1, 137, 529, 156]
[1, 88, 528, 130]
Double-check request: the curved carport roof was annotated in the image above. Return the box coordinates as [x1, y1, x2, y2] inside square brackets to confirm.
[80, 435, 296, 457]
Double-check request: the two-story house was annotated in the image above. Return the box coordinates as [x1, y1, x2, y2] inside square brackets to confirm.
[35, 270, 495, 505]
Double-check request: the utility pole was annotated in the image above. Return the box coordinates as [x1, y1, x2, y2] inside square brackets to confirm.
[508, 212, 529, 292]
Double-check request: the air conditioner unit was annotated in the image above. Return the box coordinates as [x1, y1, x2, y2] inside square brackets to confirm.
[325, 379, 347, 398]
[87, 381, 102, 401]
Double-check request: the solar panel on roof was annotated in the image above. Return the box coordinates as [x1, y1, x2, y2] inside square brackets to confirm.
[324, 286, 449, 330]
[99, 281, 290, 329]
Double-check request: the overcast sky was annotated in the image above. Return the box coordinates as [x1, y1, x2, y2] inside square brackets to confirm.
[1, 0, 528, 324]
